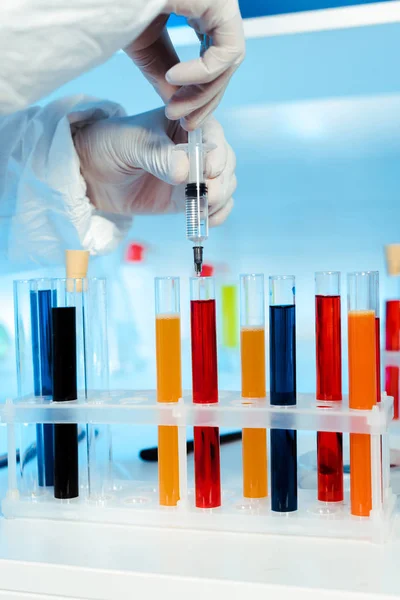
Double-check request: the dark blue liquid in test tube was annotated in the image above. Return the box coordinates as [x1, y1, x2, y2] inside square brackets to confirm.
[269, 276, 297, 512]
[30, 288, 56, 487]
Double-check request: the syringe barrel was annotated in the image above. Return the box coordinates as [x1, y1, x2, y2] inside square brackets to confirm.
[185, 128, 208, 244]
[185, 182, 208, 243]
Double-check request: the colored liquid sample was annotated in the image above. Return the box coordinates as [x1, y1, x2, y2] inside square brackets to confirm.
[30, 289, 55, 487]
[270, 429, 297, 512]
[191, 299, 221, 508]
[315, 295, 343, 503]
[221, 284, 238, 348]
[242, 429, 267, 498]
[158, 426, 179, 506]
[385, 300, 400, 351]
[316, 296, 342, 401]
[155, 314, 181, 506]
[194, 426, 221, 508]
[269, 304, 297, 512]
[348, 310, 376, 517]
[191, 300, 218, 404]
[156, 315, 182, 403]
[375, 317, 381, 403]
[385, 300, 400, 419]
[317, 431, 343, 502]
[241, 327, 266, 398]
[241, 326, 267, 498]
[270, 305, 296, 406]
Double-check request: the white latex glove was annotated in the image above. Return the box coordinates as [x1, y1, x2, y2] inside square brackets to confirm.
[73, 108, 236, 226]
[0, 0, 244, 121]
[125, 0, 245, 129]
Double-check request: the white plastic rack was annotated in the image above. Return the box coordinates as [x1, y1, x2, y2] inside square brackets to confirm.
[1, 390, 395, 544]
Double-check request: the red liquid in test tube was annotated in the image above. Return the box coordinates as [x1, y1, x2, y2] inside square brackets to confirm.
[315, 272, 344, 503]
[385, 300, 400, 419]
[190, 278, 221, 509]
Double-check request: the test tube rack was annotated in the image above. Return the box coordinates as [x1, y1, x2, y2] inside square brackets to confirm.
[2, 389, 395, 544]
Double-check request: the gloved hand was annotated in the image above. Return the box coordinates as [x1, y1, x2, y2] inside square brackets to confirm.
[73, 107, 236, 226]
[125, 0, 245, 130]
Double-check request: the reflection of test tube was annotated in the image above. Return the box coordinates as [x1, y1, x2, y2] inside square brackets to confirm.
[240, 274, 267, 498]
[315, 272, 343, 503]
[190, 277, 221, 508]
[155, 277, 181, 506]
[269, 276, 297, 512]
[348, 272, 377, 517]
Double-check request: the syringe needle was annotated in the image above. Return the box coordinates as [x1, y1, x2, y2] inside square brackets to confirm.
[193, 246, 203, 276]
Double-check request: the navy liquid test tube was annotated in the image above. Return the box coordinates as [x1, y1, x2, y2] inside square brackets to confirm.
[30, 284, 56, 487]
[269, 275, 297, 512]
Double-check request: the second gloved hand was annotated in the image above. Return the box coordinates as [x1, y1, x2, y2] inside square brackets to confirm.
[73, 108, 236, 226]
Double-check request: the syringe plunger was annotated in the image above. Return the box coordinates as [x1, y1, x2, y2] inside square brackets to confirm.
[188, 129, 205, 184]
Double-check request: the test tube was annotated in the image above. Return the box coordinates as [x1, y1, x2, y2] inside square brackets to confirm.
[269, 276, 297, 512]
[240, 274, 267, 498]
[155, 277, 181, 506]
[347, 271, 377, 517]
[190, 276, 221, 508]
[83, 277, 111, 499]
[14, 278, 57, 492]
[52, 292, 78, 500]
[315, 272, 343, 503]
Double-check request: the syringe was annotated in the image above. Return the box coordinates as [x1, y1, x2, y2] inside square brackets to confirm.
[185, 128, 208, 276]
[185, 34, 212, 276]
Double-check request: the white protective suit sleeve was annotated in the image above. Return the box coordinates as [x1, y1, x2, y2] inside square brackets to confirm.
[0, 95, 132, 268]
[0, 0, 166, 115]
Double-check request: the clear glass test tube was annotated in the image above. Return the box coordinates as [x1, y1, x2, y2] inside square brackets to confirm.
[52, 284, 79, 500]
[155, 277, 181, 506]
[14, 278, 57, 495]
[269, 276, 297, 512]
[315, 271, 343, 503]
[347, 271, 377, 517]
[53, 278, 111, 500]
[240, 274, 267, 499]
[190, 276, 221, 508]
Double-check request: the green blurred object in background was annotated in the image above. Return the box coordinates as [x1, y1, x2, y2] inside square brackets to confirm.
[221, 284, 239, 349]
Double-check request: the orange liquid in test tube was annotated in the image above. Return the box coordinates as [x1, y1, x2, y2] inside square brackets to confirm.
[348, 310, 376, 517]
[156, 314, 181, 506]
[241, 326, 268, 498]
